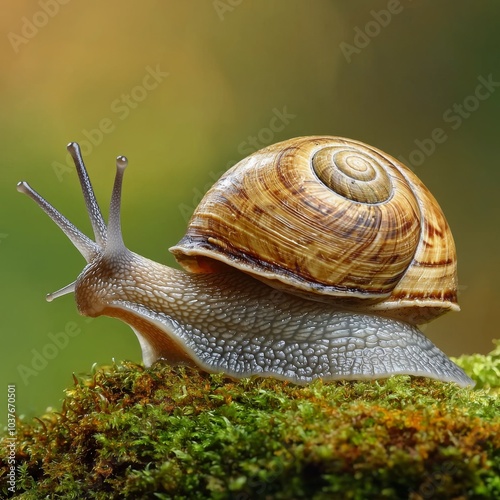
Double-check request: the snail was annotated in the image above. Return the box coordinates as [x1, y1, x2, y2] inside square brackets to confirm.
[17, 136, 473, 387]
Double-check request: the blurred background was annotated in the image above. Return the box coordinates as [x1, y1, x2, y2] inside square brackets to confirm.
[1, 0, 499, 421]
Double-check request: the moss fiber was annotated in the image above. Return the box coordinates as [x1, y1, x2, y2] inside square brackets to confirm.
[1, 342, 500, 499]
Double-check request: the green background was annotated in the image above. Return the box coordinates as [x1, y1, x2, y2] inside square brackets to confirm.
[1, 0, 499, 422]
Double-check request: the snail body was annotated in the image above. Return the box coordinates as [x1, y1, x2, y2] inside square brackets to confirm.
[17, 137, 473, 387]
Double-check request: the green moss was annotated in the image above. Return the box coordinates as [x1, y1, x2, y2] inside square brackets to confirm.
[1, 343, 500, 499]
[454, 339, 500, 392]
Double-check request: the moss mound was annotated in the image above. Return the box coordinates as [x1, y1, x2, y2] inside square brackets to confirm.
[1, 343, 500, 499]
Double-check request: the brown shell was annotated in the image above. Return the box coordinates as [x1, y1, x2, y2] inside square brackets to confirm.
[170, 136, 459, 324]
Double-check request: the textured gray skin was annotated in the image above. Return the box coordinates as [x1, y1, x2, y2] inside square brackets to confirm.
[94, 253, 474, 388]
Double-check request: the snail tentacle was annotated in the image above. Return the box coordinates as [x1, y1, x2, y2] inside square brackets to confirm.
[16, 180, 99, 262]
[67, 142, 107, 247]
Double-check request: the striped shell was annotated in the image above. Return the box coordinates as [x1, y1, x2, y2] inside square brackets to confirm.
[170, 136, 459, 324]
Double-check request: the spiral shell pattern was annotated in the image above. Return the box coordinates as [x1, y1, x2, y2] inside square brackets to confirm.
[312, 145, 392, 203]
[171, 136, 458, 324]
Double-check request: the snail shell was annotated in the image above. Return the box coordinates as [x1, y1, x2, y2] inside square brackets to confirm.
[171, 136, 459, 325]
